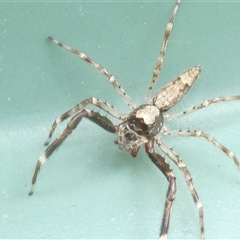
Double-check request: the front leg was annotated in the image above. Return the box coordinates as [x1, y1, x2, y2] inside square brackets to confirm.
[44, 97, 124, 146]
[145, 139, 176, 239]
[29, 109, 116, 196]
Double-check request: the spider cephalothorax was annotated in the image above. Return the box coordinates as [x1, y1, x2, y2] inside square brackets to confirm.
[115, 104, 163, 157]
[29, 0, 240, 239]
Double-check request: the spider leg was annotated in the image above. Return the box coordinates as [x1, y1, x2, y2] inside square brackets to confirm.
[164, 129, 240, 170]
[165, 95, 240, 121]
[155, 139, 204, 239]
[145, 139, 176, 239]
[48, 36, 137, 110]
[146, 0, 181, 103]
[29, 109, 116, 196]
[45, 97, 125, 145]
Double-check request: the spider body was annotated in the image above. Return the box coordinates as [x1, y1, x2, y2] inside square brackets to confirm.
[29, 0, 240, 239]
[115, 104, 163, 157]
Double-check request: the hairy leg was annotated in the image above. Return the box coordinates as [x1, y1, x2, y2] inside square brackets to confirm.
[146, 0, 181, 103]
[145, 139, 176, 239]
[29, 109, 116, 195]
[49, 36, 137, 109]
[156, 139, 204, 239]
[45, 97, 124, 145]
[165, 96, 240, 121]
[163, 129, 240, 170]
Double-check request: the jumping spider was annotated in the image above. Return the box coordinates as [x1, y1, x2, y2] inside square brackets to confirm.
[29, 0, 240, 239]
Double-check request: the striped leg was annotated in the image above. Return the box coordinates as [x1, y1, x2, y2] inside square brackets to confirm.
[48, 36, 137, 110]
[163, 129, 240, 170]
[146, 0, 181, 103]
[45, 97, 125, 145]
[145, 139, 176, 239]
[165, 96, 240, 121]
[156, 139, 204, 239]
[29, 109, 116, 195]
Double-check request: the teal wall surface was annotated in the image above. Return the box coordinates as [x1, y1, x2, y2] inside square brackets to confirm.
[1, 1, 240, 239]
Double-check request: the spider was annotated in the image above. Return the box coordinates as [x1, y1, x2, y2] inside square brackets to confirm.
[29, 0, 240, 239]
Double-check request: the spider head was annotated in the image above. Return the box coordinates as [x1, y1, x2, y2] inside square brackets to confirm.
[115, 104, 163, 157]
[127, 104, 163, 137]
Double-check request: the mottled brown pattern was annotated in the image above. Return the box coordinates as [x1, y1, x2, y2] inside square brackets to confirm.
[153, 66, 201, 111]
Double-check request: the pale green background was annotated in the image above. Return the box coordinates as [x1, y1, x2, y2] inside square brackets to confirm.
[1, 1, 240, 239]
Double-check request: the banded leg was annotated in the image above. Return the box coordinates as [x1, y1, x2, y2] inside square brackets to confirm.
[146, 0, 181, 103]
[163, 129, 240, 170]
[145, 139, 176, 239]
[165, 95, 240, 121]
[48, 36, 137, 110]
[29, 109, 116, 195]
[156, 139, 204, 239]
[45, 97, 125, 145]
